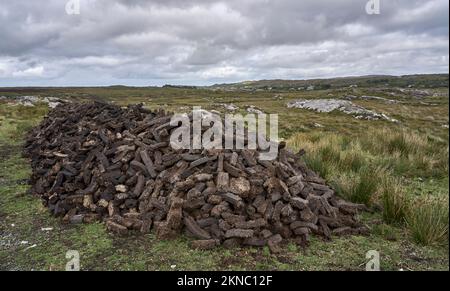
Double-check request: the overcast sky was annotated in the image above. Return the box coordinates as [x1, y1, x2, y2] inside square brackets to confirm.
[0, 0, 448, 86]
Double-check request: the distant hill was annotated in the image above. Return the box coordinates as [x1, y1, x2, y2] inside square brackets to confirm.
[208, 74, 449, 91]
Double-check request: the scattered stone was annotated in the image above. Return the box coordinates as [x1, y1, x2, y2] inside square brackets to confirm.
[287, 99, 398, 122]
[246, 105, 264, 114]
[219, 103, 239, 111]
[0, 95, 66, 108]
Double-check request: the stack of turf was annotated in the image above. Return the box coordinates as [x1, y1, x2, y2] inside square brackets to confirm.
[24, 102, 367, 251]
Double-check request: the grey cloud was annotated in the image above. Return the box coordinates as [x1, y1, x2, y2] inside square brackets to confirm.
[0, 0, 448, 86]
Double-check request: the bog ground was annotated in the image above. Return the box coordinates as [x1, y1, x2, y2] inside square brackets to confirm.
[0, 75, 448, 270]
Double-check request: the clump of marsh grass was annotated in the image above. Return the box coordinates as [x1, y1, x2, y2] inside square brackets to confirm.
[406, 196, 449, 246]
[380, 177, 408, 225]
[330, 166, 382, 206]
[287, 127, 449, 245]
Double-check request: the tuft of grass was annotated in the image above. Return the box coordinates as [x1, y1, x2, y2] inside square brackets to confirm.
[349, 166, 381, 205]
[318, 144, 341, 164]
[330, 166, 381, 206]
[406, 196, 449, 246]
[302, 154, 331, 178]
[339, 146, 365, 172]
[381, 177, 408, 225]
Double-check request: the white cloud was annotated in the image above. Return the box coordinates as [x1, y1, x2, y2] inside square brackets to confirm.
[12, 66, 44, 77]
[63, 56, 133, 67]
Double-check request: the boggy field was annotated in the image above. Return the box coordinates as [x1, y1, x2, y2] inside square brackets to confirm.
[0, 75, 448, 270]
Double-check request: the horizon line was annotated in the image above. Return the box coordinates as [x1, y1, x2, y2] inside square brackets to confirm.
[0, 73, 448, 89]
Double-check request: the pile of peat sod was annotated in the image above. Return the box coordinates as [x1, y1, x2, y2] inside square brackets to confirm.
[24, 102, 368, 251]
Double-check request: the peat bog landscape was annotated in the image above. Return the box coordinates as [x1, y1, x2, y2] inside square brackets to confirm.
[0, 74, 448, 271]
